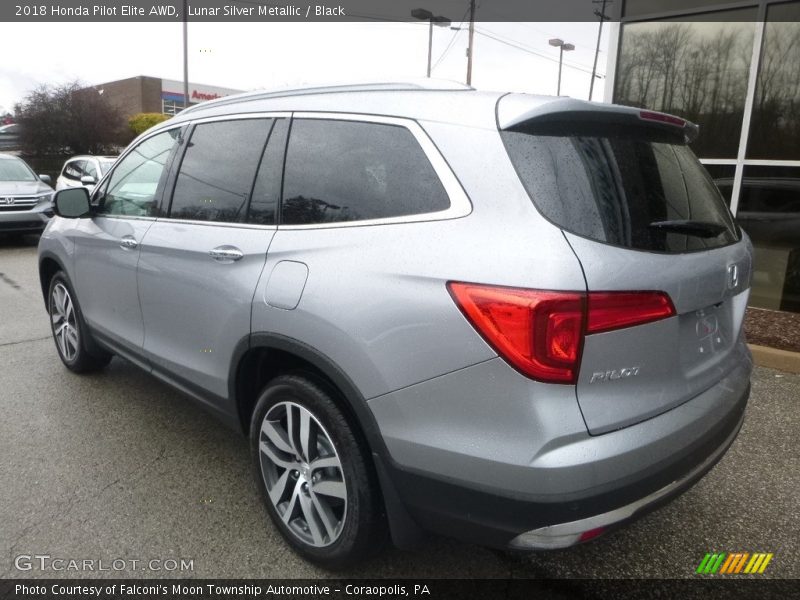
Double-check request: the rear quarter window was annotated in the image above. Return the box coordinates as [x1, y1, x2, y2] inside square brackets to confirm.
[281, 119, 450, 225]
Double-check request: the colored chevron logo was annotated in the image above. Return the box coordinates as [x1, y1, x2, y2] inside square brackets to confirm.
[696, 552, 774, 574]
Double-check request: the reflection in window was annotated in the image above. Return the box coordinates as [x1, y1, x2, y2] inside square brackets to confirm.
[100, 129, 180, 216]
[614, 13, 756, 158]
[170, 119, 272, 223]
[734, 166, 800, 312]
[746, 3, 800, 160]
[281, 119, 450, 225]
[702, 164, 736, 203]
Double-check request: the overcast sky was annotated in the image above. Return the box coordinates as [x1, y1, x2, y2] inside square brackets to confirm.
[0, 20, 610, 114]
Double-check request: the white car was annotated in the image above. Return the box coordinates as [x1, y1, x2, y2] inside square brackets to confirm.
[55, 155, 117, 193]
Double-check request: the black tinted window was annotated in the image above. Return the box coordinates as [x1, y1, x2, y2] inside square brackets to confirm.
[282, 119, 449, 225]
[502, 125, 739, 253]
[248, 119, 288, 226]
[170, 119, 272, 223]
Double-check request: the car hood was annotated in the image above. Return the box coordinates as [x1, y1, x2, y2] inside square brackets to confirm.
[0, 180, 53, 195]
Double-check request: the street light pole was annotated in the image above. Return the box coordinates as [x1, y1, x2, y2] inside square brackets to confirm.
[549, 38, 575, 96]
[411, 8, 451, 78]
[426, 18, 434, 77]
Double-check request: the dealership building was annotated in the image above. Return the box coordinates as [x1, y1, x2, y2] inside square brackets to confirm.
[605, 0, 800, 313]
[91, 75, 243, 118]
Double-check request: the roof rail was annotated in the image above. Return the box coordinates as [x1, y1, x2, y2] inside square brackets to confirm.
[178, 79, 473, 115]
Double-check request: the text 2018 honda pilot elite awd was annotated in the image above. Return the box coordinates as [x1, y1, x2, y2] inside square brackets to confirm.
[39, 81, 752, 568]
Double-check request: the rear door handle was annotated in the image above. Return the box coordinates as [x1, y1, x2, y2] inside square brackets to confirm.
[119, 235, 138, 250]
[209, 245, 244, 263]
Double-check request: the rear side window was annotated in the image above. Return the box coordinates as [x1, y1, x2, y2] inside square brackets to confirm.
[281, 119, 449, 225]
[502, 125, 739, 253]
[170, 119, 272, 223]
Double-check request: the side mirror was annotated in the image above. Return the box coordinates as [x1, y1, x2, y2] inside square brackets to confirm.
[39, 174, 52, 184]
[53, 188, 91, 218]
[80, 175, 96, 185]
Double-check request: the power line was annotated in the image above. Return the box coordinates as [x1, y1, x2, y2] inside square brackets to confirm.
[474, 28, 603, 77]
[431, 4, 471, 72]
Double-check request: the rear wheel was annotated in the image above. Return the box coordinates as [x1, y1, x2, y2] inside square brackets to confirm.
[48, 272, 111, 373]
[250, 374, 385, 568]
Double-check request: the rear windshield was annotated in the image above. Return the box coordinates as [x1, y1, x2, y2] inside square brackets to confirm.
[502, 124, 739, 253]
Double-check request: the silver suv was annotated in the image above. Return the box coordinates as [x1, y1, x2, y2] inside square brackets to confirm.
[38, 82, 752, 568]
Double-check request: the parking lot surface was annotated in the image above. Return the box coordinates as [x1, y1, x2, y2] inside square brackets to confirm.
[1, 235, 798, 579]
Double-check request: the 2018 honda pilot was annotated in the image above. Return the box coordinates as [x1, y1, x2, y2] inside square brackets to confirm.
[38, 81, 752, 568]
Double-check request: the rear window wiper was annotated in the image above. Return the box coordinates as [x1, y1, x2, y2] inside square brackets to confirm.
[647, 219, 728, 238]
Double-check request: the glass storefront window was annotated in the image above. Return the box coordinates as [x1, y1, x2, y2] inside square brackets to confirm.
[746, 2, 800, 160]
[702, 163, 737, 203]
[735, 165, 800, 312]
[614, 11, 757, 158]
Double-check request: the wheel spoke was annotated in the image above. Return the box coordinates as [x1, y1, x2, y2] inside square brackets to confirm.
[310, 456, 340, 471]
[261, 419, 294, 454]
[56, 328, 68, 357]
[63, 294, 74, 323]
[281, 483, 301, 525]
[312, 479, 346, 499]
[260, 440, 297, 470]
[268, 469, 292, 506]
[65, 327, 78, 355]
[299, 410, 316, 463]
[310, 491, 338, 540]
[298, 491, 325, 545]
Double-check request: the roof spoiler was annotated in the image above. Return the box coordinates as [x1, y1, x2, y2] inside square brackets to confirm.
[497, 95, 699, 144]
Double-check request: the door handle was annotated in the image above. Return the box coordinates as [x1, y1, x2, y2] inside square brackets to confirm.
[209, 245, 244, 263]
[119, 235, 138, 250]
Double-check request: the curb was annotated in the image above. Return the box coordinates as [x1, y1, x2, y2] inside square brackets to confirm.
[748, 344, 800, 374]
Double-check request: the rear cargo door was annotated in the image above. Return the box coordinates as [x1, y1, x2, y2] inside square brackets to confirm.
[500, 100, 752, 434]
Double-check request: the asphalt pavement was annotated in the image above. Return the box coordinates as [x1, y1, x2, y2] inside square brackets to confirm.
[0, 234, 798, 579]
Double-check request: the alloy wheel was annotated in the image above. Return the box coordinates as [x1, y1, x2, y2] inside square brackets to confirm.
[258, 401, 348, 547]
[51, 282, 79, 362]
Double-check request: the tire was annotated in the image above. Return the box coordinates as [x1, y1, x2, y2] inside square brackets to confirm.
[47, 271, 112, 373]
[250, 374, 386, 569]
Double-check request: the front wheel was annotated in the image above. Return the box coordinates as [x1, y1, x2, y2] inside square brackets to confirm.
[250, 374, 386, 569]
[48, 272, 111, 373]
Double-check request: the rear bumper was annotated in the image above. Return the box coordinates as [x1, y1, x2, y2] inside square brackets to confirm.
[370, 352, 751, 549]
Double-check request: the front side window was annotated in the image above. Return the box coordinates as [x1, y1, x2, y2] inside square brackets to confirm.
[281, 119, 450, 225]
[98, 129, 181, 216]
[169, 119, 272, 223]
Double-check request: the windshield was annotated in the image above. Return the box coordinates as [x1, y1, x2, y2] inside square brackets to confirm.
[502, 124, 739, 253]
[0, 158, 37, 182]
[98, 159, 116, 175]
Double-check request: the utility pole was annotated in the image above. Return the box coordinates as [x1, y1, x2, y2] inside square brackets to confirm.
[183, 0, 189, 110]
[589, 0, 611, 101]
[466, 0, 476, 85]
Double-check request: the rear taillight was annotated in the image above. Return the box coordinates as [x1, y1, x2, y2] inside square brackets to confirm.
[448, 283, 675, 385]
[586, 291, 675, 334]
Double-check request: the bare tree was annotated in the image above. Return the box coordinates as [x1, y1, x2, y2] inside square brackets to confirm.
[14, 80, 125, 156]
